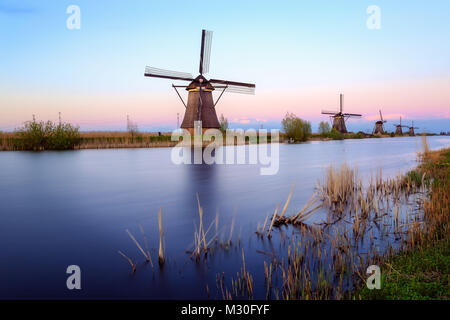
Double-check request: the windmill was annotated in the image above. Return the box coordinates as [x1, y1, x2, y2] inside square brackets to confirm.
[321, 94, 362, 133]
[373, 110, 387, 135]
[393, 117, 408, 135]
[144, 30, 255, 134]
[408, 121, 419, 136]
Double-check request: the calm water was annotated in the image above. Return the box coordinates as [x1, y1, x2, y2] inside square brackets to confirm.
[0, 136, 449, 299]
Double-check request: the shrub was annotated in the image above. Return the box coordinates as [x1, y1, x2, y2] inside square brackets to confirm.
[348, 131, 366, 139]
[15, 120, 80, 151]
[282, 112, 312, 142]
[327, 128, 344, 140]
[47, 122, 81, 150]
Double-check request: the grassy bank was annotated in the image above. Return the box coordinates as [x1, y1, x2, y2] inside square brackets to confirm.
[1, 127, 442, 151]
[354, 148, 450, 299]
[1, 131, 279, 151]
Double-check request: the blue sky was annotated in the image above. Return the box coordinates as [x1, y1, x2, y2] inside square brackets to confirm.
[1, 0, 449, 132]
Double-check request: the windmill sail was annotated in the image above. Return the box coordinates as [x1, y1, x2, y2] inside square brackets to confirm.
[144, 29, 255, 132]
[209, 79, 255, 88]
[199, 30, 213, 75]
[145, 67, 193, 81]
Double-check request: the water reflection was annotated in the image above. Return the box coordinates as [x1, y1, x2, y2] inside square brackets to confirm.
[0, 136, 449, 299]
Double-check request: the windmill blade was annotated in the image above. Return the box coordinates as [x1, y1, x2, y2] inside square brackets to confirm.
[209, 79, 255, 88]
[340, 94, 344, 113]
[322, 110, 338, 115]
[225, 85, 255, 95]
[145, 66, 193, 81]
[379, 110, 384, 122]
[343, 113, 362, 117]
[199, 30, 213, 75]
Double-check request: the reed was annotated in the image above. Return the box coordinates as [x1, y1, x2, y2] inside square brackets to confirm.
[118, 250, 137, 274]
[158, 207, 165, 266]
[126, 229, 151, 262]
[139, 224, 154, 269]
[267, 204, 279, 238]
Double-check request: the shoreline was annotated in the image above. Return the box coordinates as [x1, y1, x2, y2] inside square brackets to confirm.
[0, 132, 444, 152]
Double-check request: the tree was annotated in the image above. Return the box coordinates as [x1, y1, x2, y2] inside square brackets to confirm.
[318, 121, 331, 135]
[219, 114, 229, 133]
[282, 112, 312, 142]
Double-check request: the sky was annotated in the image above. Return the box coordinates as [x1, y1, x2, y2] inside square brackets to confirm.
[0, 0, 449, 133]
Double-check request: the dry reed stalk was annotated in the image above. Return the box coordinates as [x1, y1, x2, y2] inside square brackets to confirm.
[196, 194, 208, 250]
[228, 212, 236, 244]
[118, 250, 136, 274]
[126, 229, 150, 262]
[138, 224, 154, 268]
[158, 208, 165, 266]
[261, 213, 270, 236]
[267, 204, 279, 238]
[279, 184, 295, 219]
[421, 134, 429, 155]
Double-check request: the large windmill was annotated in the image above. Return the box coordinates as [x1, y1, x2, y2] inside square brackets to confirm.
[373, 110, 387, 135]
[393, 117, 408, 135]
[321, 94, 362, 133]
[144, 30, 255, 134]
[408, 121, 419, 136]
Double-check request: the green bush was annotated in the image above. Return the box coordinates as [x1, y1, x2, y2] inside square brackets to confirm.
[282, 112, 312, 142]
[327, 128, 344, 140]
[15, 120, 80, 151]
[348, 131, 366, 139]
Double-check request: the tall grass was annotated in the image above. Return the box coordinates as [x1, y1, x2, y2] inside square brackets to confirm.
[218, 148, 448, 299]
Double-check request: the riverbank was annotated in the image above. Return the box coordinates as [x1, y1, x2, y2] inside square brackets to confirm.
[353, 147, 450, 299]
[0, 130, 443, 151]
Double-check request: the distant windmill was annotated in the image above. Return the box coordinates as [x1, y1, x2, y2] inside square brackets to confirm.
[408, 121, 419, 136]
[393, 116, 408, 135]
[321, 94, 362, 133]
[373, 110, 387, 135]
[144, 30, 255, 134]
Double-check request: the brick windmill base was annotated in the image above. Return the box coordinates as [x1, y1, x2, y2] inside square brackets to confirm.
[332, 116, 347, 133]
[181, 91, 220, 135]
[373, 122, 384, 135]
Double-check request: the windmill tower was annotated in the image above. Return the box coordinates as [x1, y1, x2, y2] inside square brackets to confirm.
[394, 117, 408, 135]
[408, 121, 419, 136]
[373, 110, 387, 135]
[144, 30, 255, 134]
[321, 94, 362, 133]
